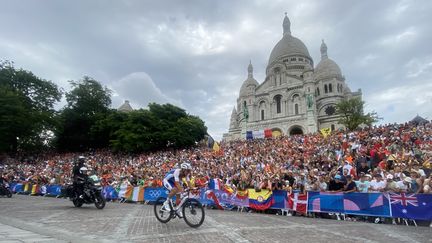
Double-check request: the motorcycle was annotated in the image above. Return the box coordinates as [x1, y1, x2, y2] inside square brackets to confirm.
[0, 183, 12, 198]
[63, 175, 106, 209]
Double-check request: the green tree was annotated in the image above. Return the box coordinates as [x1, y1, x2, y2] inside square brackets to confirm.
[55, 76, 111, 151]
[0, 61, 61, 153]
[100, 103, 207, 153]
[335, 97, 381, 131]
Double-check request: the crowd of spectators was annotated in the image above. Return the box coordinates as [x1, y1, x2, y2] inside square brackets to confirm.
[1, 121, 432, 195]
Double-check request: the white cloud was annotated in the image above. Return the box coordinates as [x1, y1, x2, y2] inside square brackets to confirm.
[366, 82, 432, 124]
[110, 72, 182, 109]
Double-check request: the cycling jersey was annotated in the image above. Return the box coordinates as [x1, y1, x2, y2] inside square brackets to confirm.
[163, 168, 189, 191]
[163, 169, 181, 191]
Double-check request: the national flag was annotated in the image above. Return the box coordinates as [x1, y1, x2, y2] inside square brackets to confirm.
[31, 185, 40, 195]
[248, 189, 273, 210]
[206, 135, 215, 149]
[389, 193, 432, 220]
[208, 178, 223, 190]
[213, 141, 220, 152]
[223, 184, 234, 194]
[288, 192, 307, 214]
[236, 190, 248, 199]
[264, 128, 272, 138]
[131, 187, 145, 202]
[320, 128, 331, 138]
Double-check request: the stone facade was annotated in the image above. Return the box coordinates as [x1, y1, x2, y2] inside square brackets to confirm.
[223, 14, 361, 141]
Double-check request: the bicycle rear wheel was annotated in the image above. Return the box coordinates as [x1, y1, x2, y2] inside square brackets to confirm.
[154, 197, 172, 223]
[182, 198, 205, 228]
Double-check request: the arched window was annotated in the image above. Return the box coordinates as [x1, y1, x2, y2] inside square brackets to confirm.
[243, 100, 247, 109]
[324, 84, 328, 93]
[261, 110, 265, 120]
[295, 104, 299, 115]
[274, 95, 282, 114]
[317, 88, 320, 96]
[329, 83, 333, 93]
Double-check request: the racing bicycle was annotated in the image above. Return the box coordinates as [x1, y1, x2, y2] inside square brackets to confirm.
[154, 188, 205, 228]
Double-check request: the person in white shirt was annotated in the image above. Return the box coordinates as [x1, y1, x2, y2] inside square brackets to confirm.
[355, 174, 370, 193]
[395, 177, 411, 193]
[369, 174, 386, 192]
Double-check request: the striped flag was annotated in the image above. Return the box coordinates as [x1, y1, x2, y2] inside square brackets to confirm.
[130, 187, 145, 202]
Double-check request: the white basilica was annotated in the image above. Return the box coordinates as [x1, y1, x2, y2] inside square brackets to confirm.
[223, 14, 362, 140]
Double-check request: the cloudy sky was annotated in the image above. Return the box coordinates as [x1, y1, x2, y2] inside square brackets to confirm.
[1, 0, 431, 140]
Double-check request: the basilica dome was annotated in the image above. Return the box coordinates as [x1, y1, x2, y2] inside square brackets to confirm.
[239, 61, 259, 97]
[268, 14, 311, 65]
[314, 40, 342, 80]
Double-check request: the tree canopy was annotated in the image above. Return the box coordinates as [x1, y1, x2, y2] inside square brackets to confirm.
[1, 61, 208, 154]
[0, 61, 61, 153]
[55, 77, 112, 151]
[335, 97, 381, 131]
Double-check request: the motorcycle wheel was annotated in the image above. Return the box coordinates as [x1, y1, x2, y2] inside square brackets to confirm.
[94, 194, 106, 209]
[7, 190, 12, 198]
[73, 199, 83, 208]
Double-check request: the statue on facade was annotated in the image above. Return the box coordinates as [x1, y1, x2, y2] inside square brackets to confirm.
[307, 94, 314, 110]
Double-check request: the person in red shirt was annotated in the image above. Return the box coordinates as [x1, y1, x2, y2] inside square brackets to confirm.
[378, 158, 387, 170]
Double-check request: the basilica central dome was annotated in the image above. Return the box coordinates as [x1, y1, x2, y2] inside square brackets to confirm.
[268, 14, 311, 66]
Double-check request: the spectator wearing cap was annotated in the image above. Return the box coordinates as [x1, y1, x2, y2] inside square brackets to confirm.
[355, 174, 370, 193]
[385, 174, 397, 192]
[395, 177, 412, 193]
[328, 175, 345, 192]
[370, 174, 386, 192]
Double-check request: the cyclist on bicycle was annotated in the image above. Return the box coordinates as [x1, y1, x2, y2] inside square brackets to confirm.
[162, 162, 192, 213]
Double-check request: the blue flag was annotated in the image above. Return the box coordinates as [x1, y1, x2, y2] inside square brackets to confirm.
[389, 193, 432, 220]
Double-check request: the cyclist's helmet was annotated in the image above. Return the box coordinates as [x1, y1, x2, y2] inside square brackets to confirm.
[180, 162, 192, 170]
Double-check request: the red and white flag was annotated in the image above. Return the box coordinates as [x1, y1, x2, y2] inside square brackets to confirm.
[288, 192, 307, 214]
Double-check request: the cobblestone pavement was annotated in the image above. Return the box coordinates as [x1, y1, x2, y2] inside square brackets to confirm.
[0, 195, 430, 243]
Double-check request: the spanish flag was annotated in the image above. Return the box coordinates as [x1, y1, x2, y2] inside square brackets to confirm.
[248, 189, 273, 210]
[320, 128, 331, 138]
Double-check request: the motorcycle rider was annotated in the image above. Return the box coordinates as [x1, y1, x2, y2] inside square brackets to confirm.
[72, 156, 88, 199]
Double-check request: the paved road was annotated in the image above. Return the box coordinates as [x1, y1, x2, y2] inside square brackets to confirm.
[0, 195, 430, 243]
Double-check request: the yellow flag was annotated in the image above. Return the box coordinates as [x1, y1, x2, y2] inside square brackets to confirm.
[320, 128, 331, 138]
[213, 141, 220, 152]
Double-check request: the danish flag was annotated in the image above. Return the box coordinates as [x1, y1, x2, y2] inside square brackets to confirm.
[288, 192, 307, 213]
[389, 193, 418, 207]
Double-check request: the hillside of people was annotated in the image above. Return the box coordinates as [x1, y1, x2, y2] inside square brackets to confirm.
[1, 120, 431, 195]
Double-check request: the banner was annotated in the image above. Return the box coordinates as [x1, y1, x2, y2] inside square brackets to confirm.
[308, 192, 391, 217]
[102, 186, 118, 200]
[270, 190, 288, 209]
[144, 187, 169, 202]
[46, 185, 62, 196]
[389, 193, 432, 220]
[213, 189, 249, 209]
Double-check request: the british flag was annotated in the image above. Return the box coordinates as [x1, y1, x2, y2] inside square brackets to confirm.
[389, 193, 418, 207]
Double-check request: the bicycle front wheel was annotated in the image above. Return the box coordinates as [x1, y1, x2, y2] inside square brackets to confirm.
[154, 197, 172, 223]
[182, 198, 205, 228]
